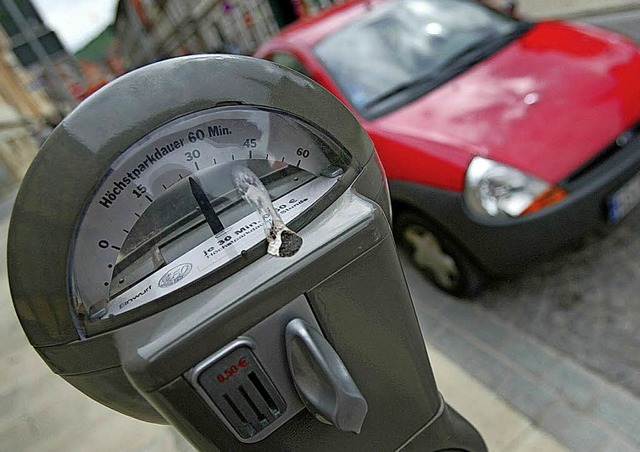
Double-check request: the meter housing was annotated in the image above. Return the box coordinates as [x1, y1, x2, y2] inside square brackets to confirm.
[8, 56, 485, 451]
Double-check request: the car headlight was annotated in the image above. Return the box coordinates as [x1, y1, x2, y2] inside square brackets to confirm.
[464, 156, 566, 219]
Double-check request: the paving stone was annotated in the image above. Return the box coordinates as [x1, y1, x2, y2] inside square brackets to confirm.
[478, 201, 640, 399]
[465, 315, 510, 350]
[438, 297, 478, 322]
[0, 371, 57, 431]
[603, 438, 640, 452]
[428, 347, 559, 452]
[429, 326, 473, 359]
[537, 401, 611, 452]
[542, 358, 604, 409]
[413, 304, 445, 340]
[462, 347, 516, 392]
[430, 326, 512, 390]
[592, 388, 640, 445]
[0, 323, 28, 361]
[441, 303, 510, 350]
[1, 389, 106, 451]
[493, 373, 556, 421]
[508, 428, 567, 452]
[44, 414, 185, 452]
[500, 336, 557, 377]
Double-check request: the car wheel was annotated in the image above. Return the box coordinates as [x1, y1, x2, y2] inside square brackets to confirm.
[394, 211, 485, 298]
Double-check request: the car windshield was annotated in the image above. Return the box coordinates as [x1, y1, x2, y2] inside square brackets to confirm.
[314, 0, 522, 116]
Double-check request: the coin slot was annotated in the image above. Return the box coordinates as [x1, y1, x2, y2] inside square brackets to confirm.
[194, 346, 287, 439]
[249, 371, 279, 415]
[223, 393, 248, 424]
[239, 386, 268, 427]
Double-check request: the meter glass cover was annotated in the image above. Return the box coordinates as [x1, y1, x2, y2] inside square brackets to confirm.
[70, 107, 357, 327]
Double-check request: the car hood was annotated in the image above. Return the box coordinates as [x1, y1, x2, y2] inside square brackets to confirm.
[371, 21, 640, 183]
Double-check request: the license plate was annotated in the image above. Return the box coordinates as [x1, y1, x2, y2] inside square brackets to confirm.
[607, 170, 640, 223]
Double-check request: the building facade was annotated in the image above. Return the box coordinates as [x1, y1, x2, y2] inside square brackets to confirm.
[0, 0, 87, 195]
[0, 0, 81, 115]
[0, 24, 56, 195]
[115, 0, 341, 71]
[0, 34, 49, 193]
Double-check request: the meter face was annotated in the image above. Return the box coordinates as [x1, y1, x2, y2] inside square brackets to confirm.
[70, 106, 357, 327]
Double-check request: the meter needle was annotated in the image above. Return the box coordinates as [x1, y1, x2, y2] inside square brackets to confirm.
[188, 176, 224, 235]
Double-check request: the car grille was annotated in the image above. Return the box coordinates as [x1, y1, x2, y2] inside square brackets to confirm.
[562, 121, 640, 188]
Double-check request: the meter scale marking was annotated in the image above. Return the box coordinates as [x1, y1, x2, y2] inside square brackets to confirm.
[71, 107, 346, 316]
[103, 176, 336, 318]
[105, 160, 330, 304]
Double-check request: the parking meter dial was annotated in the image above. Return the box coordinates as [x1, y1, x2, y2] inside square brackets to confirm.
[70, 106, 356, 325]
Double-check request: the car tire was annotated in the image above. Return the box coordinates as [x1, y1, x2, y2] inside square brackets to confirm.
[394, 210, 485, 298]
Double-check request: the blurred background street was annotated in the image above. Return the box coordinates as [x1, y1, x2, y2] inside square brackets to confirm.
[2, 0, 640, 451]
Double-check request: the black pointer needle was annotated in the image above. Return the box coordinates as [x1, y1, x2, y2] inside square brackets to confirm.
[188, 176, 224, 235]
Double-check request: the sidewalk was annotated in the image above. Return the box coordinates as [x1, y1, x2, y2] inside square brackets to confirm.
[0, 212, 191, 451]
[487, 0, 640, 18]
[406, 258, 640, 452]
[428, 347, 565, 451]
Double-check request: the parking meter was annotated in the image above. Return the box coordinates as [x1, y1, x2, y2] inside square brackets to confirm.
[8, 55, 485, 451]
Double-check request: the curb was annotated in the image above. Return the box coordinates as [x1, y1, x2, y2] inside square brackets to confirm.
[403, 257, 640, 452]
[551, 4, 640, 19]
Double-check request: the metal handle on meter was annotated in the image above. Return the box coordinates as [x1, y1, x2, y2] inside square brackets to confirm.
[285, 318, 368, 433]
[7, 55, 486, 451]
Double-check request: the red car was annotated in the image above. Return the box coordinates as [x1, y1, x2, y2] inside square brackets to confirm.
[255, 0, 640, 296]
